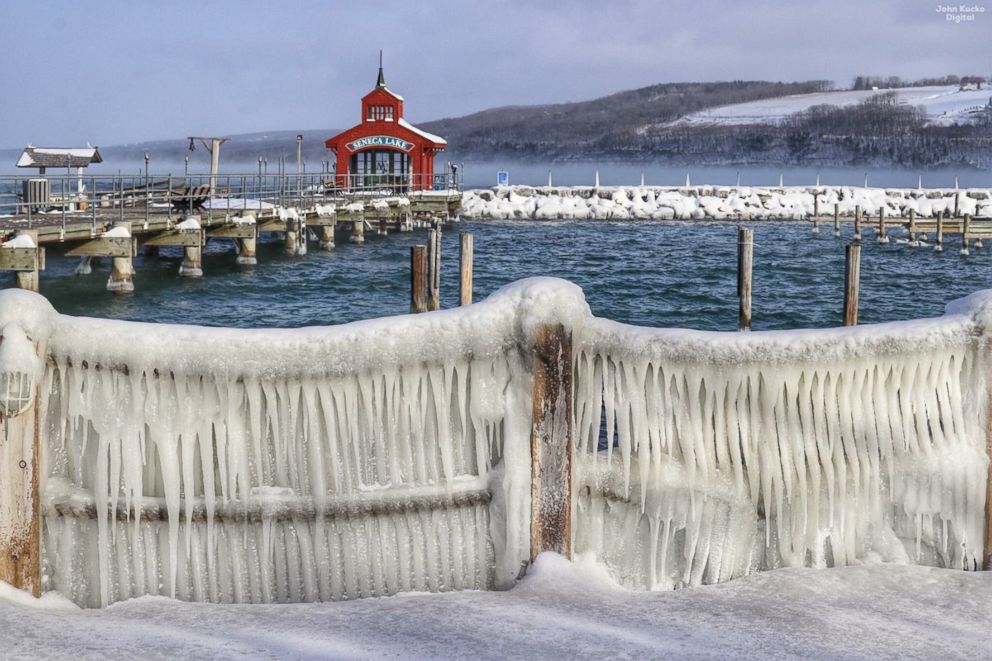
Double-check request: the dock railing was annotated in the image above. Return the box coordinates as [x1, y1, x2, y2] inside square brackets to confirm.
[0, 278, 989, 607]
[0, 171, 461, 231]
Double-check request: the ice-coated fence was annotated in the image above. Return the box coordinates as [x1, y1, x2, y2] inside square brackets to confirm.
[0, 277, 989, 607]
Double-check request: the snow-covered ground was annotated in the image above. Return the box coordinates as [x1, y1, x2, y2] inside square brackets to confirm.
[1, 554, 989, 660]
[461, 185, 992, 220]
[665, 85, 991, 128]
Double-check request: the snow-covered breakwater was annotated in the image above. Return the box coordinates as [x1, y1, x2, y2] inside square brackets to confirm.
[0, 278, 989, 607]
[460, 185, 992, 220]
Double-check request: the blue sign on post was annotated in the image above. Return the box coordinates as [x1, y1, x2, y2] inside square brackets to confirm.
[497, 170, 509, 186]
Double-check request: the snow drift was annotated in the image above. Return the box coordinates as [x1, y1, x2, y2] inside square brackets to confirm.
[0, 277, 988, 607]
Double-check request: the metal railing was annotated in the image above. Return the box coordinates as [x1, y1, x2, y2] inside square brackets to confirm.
[0, 170, 462, 231]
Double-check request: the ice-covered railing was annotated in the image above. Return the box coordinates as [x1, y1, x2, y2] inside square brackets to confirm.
[1, 278, 990, 608]
[0, 280, 587, 607]
[573, 297, 992, 589]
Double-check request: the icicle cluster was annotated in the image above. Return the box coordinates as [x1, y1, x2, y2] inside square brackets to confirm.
[573, 315, 989, 590]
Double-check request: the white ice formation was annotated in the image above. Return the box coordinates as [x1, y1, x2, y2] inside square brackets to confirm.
[0, 277, 988, 608]
[460, 186, 992, 221]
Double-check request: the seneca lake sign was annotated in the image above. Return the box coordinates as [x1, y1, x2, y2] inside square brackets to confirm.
[345, 136, 415, 152]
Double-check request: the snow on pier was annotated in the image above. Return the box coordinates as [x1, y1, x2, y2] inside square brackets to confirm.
[460, 185, 992, 220]
[0, 278, 989, 607]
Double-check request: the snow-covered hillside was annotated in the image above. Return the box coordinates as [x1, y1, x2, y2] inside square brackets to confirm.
[666, 85, 991, 128]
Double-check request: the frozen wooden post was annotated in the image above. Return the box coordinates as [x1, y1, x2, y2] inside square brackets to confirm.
[10, 230, 41, 292]
[843, 243, 861, 326]
[877, 208, 888, 244]
[0, 353, 42, 596]
[179, 233, 203, 277]
[236, 237, 257, 265]
[737, 227, 753, 331]
[459, 232, 473, 306]
[854, 205, 862, 241]
[410, 245, 427, 313]
[350, 219, 365, 244]
[833, 203, 840, 238]
[427, 227, 441, 311]
[530, 322, 573, 561]
[961, 213, 971, 256]
[908, 209, 917, 244]
[107, 221, 134, 293]
[811, 193, 819, 233]
[378, 218, 387, 236]
[954, 192, 960, 218]
[935, 211, 945, 253]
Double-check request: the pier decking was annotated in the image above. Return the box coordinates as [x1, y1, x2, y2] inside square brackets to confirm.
[0, 172, 462, 292]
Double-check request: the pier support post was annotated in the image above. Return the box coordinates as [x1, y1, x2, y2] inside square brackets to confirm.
[833, 203, 840, 238]
[877, 209, 888, 244]
[8, 230, 41, 292]
[0, 377, 41, 597]
[961, 214, 971, 256]
[935, 211, 945, 253]
[843, 243, 861, 326]
[319, 222, 336, 251]
[427, 228, 441, 310]
[813, 192, 819, 222]
[107, 222, 135, 293]
[350, 219, 365, 244]
[285, 219, 299, 256]
[908, 209, 917, 245]
[854, 205, 862, 241]
[179, 237, 203, 278]
[737, 227, 753, 331]
[459, 232, 473, 306]
[378, 218, 387, 236]
[530, 323, 573, 561]
[410, 245, 427, 313]
[954, 192, 960, 218]
[236, 237, 257, 265]
[74, 256, 92, 276]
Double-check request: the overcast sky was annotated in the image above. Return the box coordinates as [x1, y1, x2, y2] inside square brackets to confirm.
[1, 0, 989, 147]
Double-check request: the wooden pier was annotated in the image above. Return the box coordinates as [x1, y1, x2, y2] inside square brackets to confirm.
[0, 173, 462, 292]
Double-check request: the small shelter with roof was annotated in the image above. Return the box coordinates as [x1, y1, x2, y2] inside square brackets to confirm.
[16, 145, 102, 174]
[324, 57, 446, 192]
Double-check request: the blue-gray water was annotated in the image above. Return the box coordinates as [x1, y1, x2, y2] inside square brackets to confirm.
[6, 220, 992, 332]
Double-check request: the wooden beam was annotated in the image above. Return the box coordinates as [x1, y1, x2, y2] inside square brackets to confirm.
[459, 232, 473, 306]
[410, 245, 427, 313]
[0, 386, 42, 596]
[530, 323, 573, 561]
[0, 247, 40, 272]
[65, 235, 134, 258]
[207, 224, 256, 240]
[143, 230, 202, 247]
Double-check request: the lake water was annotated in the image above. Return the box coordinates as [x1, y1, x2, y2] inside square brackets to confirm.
[7, 219, 992, 332]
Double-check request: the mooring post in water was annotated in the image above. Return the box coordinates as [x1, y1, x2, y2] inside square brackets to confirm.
[5, 229, 42, 292]
[427, 227, 441, 311]
[350, 219, 365, 244]
[410, 244, 427, 313]
[877, 208, 888, 244]
[0, 376, 42, 596]
[833, 203, 841, 238]
[737, 227, 753, 332]
[908, 209, 917, 244]
[530, 322, 573, 561]
[961, 214, 971, 256]
[236, 235, 257, 265]
[107, 221, 135, 293]
[854, 205, 862, 241]
[954, 191, 960, 218]
[813, 192, 819, 222]
[843, 243, 861, 326]
[378, 218, 387, 237]
[935, 211, 945, 253]
[179, 230, 203, 278]
[459, 232, 474, 306]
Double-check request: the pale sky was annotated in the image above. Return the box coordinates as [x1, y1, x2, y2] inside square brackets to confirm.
[1, 0, 989, 147]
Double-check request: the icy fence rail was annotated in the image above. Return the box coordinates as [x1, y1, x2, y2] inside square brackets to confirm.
[0, 277, 990, 608]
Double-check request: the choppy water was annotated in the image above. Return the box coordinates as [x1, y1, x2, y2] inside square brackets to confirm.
[6, 219, 992, 332]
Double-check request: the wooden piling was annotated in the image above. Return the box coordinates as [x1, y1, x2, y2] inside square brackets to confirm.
[378, 218, 387, 236]
[530, 322, 573, 561]
[284, 218, 299, 256]
[737, 227, 752, 332]
[107, 221, 134, 293]
[319, 221, 336, 251]
[935, 211, 945, 253]
[908, 209, 917, 244]
[12, 230, 40, 292]
[410, 245, 427, 313]
[854, 205, 862, 240]
[236, 237, 257, 265]
[459, 232, 473, 306]
[954, 191, 960, 218]
[833, 203, 840, 238]
[179, 232, 203, 277]
[962, 213, 971, 256]
[427, 227, 441, 311]
[0, 383, 42, 596]
[350, 219, 365, 244]
[877, 208, 888, 244]
[843, 243, 861, 326]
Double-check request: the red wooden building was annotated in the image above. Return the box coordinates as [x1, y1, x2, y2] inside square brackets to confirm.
[324, 63, 446, 192]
